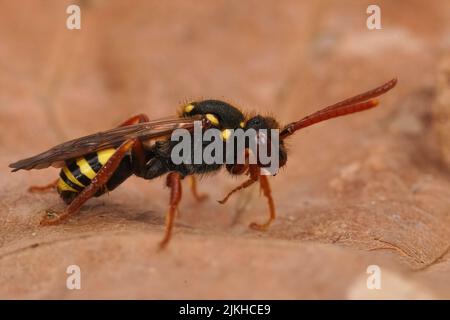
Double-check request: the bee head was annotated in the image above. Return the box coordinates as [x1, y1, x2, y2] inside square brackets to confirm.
[244, 115, 280, 131]
[243, 115, 287, 170]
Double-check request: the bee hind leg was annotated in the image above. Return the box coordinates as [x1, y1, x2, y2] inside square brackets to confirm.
[29, 114, 149, 196]
[118, 113, 150, 127]
[28, 179, 59, 193]
[40, 139, 137, 226]
[118, 114, 149, 173]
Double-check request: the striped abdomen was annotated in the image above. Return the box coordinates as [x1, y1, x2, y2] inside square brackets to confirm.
[57, 148, 133, 204]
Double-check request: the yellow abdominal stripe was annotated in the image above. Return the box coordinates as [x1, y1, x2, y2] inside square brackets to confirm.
[57, 178, 77, 192]
[76, 158, 96, 179]
[63, 166, 84, 187]
[98, 148, 116, 165]
[57, 148, 116, 193]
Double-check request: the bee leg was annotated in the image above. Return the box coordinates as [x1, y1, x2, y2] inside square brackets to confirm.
[249, 174, 276, 231]
[117, 114, 149, 174]
[220, 164, 276, 230]
[218, 178, 257, 204]
[118, 113, 150, 127]
[219, 149, 255, 203]
[218, 164, 258, 204]
[159, 172, 182, 249]
[118, 114, 152, 170]
[29, 114, 149, 195]
[189, 176, 208, 202]
[40, 139, 136, 226]
[28, 179, 59, 193]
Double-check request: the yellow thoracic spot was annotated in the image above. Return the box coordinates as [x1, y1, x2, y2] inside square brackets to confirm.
[184, 104, 194, 113]
[206, 114, 219, 126]
[221, 129, 232, 140]
[240, 121, 245, 128]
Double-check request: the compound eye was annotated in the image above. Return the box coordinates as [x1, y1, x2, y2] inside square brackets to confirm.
[205, 113, 220, 126]
[250, 117, 262, 126]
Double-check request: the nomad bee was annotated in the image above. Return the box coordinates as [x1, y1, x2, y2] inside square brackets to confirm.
[10, 78, 397, 248]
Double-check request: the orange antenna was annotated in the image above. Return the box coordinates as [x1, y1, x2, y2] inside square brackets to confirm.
[280, 78, 398, 139]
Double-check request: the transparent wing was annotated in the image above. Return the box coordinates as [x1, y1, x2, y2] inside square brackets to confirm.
[9, 115, 205, 171]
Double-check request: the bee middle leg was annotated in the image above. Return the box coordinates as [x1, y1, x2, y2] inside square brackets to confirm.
[189, 176, 208, 202]
[40, 139, 137, 225]
[159, 172, 182, 249]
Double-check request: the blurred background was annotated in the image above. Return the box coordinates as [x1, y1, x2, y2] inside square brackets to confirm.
[0, 0, 449, 299]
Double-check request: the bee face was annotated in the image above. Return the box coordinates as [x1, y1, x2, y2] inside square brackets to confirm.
[182, 100, 245, 130]
[245, 115, 287, 169]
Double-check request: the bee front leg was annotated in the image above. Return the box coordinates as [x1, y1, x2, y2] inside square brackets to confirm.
[40, 139, 137, 226]
[218, 164, 258, 204]
[219, 164, 276, 231]
[249, 174, 276, 231]
[218, 178, 257, 204]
